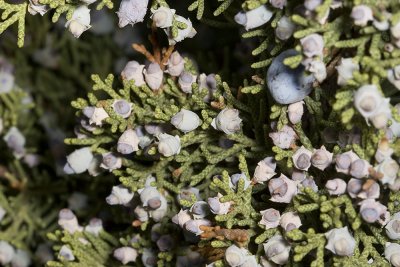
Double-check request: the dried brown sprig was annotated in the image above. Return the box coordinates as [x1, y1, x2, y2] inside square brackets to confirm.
[199, 225, 248, 247]
[132, 24, 175, 70]
[194, 245, 225, 262]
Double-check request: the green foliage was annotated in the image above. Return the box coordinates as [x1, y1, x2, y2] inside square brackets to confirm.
[47, 230, 119, 267]
[0, 0, 27, 47]
[2, 0, 400, 266]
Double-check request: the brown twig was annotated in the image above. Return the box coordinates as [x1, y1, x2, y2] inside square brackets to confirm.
[237, 86, 243, 100]
[0, 165, 24, 190]
[199, 225, 248, 247]
[132, 220, 142, 227]
[368, 167, 384, 180]
[211, 96, 226, 110]
[172, 168, 182, 178]
[0, 165, 7, 178]
[132, 43, 157, 63]
[362, 178, 377, 191]
[326, 51, 341, 79]
[132, 22, 176, 71]
[161, 45, 175, 68]
[194, 246, 225, 262]
[251, 75, 264, 84]
[150, 22, 162, 64]
[313, 48, 341, 87]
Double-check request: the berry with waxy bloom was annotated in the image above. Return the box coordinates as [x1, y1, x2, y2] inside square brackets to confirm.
[0, 71, 14, 94]
[300, 177, 318, 192]
[190, 201, 210, 219]
[267, 49, 314, 104]
[211, 108, 242, 135]
[370, 102, 392, 129]
[347, 178, 363, 199]
[253, 157, 277, 184]
[385, 212, 400, 240]
[85, 218, 103, 236]
[349, 159, 370, 179]
[117, 129, 140, 154]
[113, 247, 138, 264]
[112, 99, 133, 118]
[325, 227, 356, 256]
[292, 146, 312, 171]
[351, 5, 373, 26]
[65, 6, 91, 38]
[178, 71, 197, 93]
[86, 107, 109, 126]
[144, 63, 164, 90]
[0, 241, 14, 265]
[58, 209, 83, 234]
[275, 16, 295, 41]
[263, 235, 290, 265]
[375, 158, 399, 185]
[307, 59, 327, 82]
[117, 0, 149, 27]
[375, 138, 393, 163]
[384, 242, 400, 267]
[224, 245, 248, 267]
[106, 185, 134, 205]
[234, 5, 273, 31]
[172, 209, 192, 228]
[354, 84, 390, 127]
[259, 208, 281, 229]
[287, 101, 304, 124]
[100, 152, 122, 171]
[28, 0, 48, 16]
[311, 145, 333, 170]
[139, 187, 162, 208]
[291, 169, 306, 182]
[279, 212, 301, 231]
[121, 61, 145, 86]
[166, 51, 184, 76]
[269, 125, 296, 149]
[59, 245, 74, 261]
[157, 133, 181, 157]
[336, 58, 359, 86]
[151, 6, 174, 28]
[230, 173, 251, 191]
[357, 181, 380, 200]
[198, 73, 217, 102]
[325, 178, 347, 195]
[171, 109, 200, 133]
[11, 249, 31, 267]
[300, 33, 324, 58]
[3, 126, 26, 158]
[208, 193, 231, 215]
[359, 199, 389, 224]
[63, 147, 93, 174]
[335, 150, 359, 174]
[145, 123, 170, 135]
[268, 174, 298, 203]
[149, 198, 168, 222]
